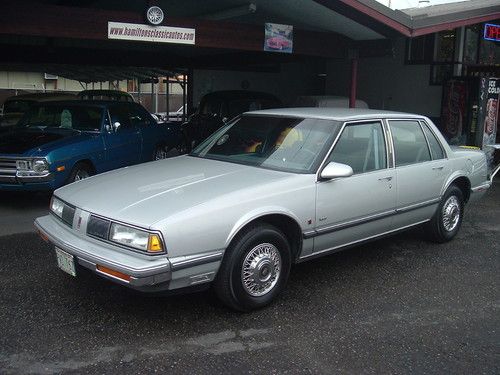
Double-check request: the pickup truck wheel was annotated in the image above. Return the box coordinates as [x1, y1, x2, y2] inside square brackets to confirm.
[68, 162, 92, 184]
[214, 224, 291, 311]
[426, 185, 464, 243]
[176, 136, 190, 155]
[154, 145, 169, 160]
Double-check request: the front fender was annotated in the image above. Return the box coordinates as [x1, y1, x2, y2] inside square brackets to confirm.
[225, 206, 303, 247]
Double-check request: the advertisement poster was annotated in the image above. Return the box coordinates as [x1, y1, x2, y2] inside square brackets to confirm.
[108, 22, 195, 45]
[441, 79, 466, 144]
[477, 77, 499, 167]
[264, 23, 293, 53]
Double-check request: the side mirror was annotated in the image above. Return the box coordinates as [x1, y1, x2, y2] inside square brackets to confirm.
[320, 162, 353, 180]
[113, 121, 121, 131]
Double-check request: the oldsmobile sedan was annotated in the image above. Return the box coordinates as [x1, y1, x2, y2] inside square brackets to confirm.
[35, 108, 492, 311]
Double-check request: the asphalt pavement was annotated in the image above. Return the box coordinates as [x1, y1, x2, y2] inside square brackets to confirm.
[0, 183, 499, 374]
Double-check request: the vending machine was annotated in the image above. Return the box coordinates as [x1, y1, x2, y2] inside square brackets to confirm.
[441, 77, 499, 167]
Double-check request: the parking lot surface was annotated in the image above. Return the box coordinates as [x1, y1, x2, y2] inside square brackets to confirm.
[0, 183, 499, 374]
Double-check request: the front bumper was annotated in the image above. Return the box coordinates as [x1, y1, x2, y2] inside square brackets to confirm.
[35, 215, 173, 291]
[0, 173, 58, 191]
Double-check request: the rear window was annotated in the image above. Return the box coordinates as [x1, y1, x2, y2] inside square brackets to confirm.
[18, 105, 103, 131]
[3, 100, 34, 114]
[389, 120, 431, 166]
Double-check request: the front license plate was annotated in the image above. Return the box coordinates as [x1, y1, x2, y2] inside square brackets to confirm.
[55, 247, 76, 277]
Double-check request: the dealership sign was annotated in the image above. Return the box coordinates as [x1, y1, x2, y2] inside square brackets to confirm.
[483, 23, 500, 42]
[108, 22, 195, 45]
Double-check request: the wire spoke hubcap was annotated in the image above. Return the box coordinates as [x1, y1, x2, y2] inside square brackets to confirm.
[74, 170, 89, 181]
[442, 196, 460, 232]
[155, 148, 168, 160]
[241, 243, 281, 297]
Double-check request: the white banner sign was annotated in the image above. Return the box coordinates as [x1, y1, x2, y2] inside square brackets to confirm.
[108, 22, 195, 45]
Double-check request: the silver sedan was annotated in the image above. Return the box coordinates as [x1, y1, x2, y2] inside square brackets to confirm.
[35, 108, 491, 311]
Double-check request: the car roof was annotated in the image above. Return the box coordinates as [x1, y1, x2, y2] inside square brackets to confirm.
[5, 92, 76, 102]
[201, 90, 281, 101]
[29, 99, 139, 107]
[244, 107, 427, 121]
[78, 89, 134, 97]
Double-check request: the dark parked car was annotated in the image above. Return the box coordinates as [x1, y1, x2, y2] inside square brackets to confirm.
[182, 90, 282, 148]
[0, 100, 184, 191]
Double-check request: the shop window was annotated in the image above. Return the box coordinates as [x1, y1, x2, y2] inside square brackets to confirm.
[464, 24, 480, 65]
[405, 34, 434, 64]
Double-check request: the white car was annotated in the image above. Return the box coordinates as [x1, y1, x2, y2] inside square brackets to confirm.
[35, 108, 491, 311]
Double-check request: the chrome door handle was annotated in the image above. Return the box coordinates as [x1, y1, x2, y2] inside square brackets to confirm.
[432, 166, 444, 170]
[378, 176, 393, 181]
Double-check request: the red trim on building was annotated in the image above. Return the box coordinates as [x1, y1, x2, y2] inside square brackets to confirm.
[411, 13, 500, 37]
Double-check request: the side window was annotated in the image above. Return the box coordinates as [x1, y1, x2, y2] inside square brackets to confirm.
[108, 105, 132, 130]
[390, 120, 431, 166]
[128, 105, 152, 127]
[421, 123, 445, 160]
[328, 121, 387, 174]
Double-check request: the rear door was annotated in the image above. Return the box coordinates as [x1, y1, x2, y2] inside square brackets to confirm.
[102, 104, 141, 170]
[314, 120, 397, 253]
[388, 119, 449, 227]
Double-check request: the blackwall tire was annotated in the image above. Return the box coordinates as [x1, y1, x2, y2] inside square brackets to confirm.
[425, 185, 464, 243]
[214, 224, 291, 312]
[67, 162, 93, 184]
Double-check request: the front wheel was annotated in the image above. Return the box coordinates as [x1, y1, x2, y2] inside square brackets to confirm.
[425, 185, 464, 243]
[67, 162, 93, 184]
[214, 224, 291, 311]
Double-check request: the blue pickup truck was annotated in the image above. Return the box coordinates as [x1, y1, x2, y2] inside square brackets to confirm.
[0, 100, 185, 191]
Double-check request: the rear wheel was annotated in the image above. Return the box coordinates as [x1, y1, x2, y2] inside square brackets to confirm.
[67, 162, 93, 184]
[214, 224, 291, 311]
[426, 185, 464, 243]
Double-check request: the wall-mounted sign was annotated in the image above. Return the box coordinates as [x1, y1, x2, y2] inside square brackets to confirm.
[484, 23, 500, 42]
[264, 23, 293, 53]
[146, 6, 164, 25]
[108, 22, 195, 45]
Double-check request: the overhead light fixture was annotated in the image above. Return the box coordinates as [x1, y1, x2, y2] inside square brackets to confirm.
[204, 3, 257, 21]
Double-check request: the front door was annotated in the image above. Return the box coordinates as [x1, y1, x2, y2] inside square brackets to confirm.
[102, 104, 142, 170]
[314, 120, 396, 253]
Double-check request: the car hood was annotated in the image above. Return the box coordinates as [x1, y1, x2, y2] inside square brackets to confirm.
[55, 156, 296, 228]
[0, 128, 90, 156]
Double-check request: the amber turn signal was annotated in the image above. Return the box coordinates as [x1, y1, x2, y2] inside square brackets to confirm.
[147, 234, 163, 252]
[56, 166, 65, 172]
[96, 265, 131, 282]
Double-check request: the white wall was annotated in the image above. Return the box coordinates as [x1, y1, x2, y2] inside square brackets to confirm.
[325, 38, 443, 118]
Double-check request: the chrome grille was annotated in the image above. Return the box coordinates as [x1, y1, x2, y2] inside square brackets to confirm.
[87, 216, 111, 240]
[0, 158, 17, 183]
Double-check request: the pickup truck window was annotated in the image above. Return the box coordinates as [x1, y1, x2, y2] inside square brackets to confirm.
[128, 104, 153, 127]
[18, 104, 102, 132]
[390, 120, 431, 166]
[328, 121, 387, 174]
[109, 105, 132, 130]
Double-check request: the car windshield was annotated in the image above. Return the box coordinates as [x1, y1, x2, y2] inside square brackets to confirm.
[18, 104, 103, 131]
[191, 115, 341, 173]
[3, 100, 34, 114]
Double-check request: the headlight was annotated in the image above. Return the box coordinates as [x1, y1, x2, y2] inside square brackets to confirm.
[16, 158, 50, 176]
[109, 223, 164, 253]
[32, 159, 49, 174]
[50, 196, 64, 218]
